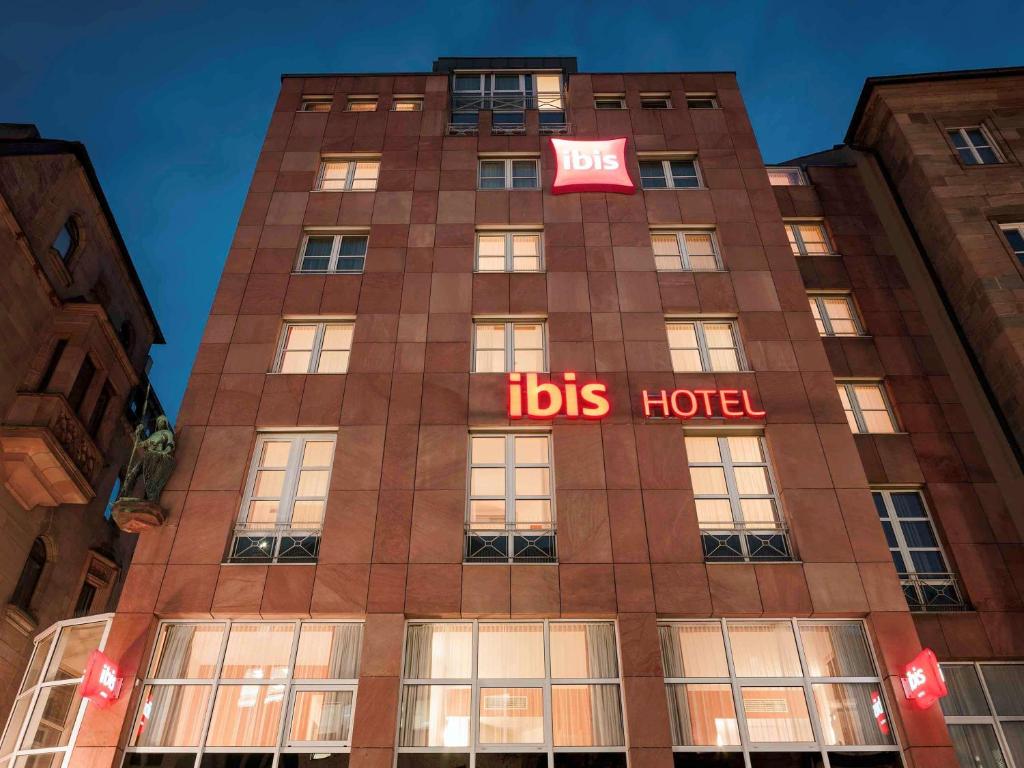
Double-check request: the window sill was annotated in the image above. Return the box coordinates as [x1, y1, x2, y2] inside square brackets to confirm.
[477, 188, 542, 192]
[267, 371, 349, 376]
[819, 334, 873, 340]
[310, 189, 377, 193]
[640, 186, 707, 192]
[221, 561, 318, 566]
[852, 431, 910, 437]
[291, 270, 365, 276]
[3, 604, 37, 636]
[655, 268, 728, 274]
[704, 560, 802, 565]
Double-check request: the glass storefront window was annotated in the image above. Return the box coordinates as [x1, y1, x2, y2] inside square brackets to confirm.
[942, 662, 1024, 768]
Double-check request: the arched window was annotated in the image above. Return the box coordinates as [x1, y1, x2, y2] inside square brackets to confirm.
[10, 538, 47, 613]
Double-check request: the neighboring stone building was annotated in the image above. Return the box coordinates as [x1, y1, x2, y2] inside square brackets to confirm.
[0, 125, 164, 721]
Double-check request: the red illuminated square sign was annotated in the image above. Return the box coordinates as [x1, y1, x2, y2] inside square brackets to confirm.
[901, 648, 947, 710]
[550, 138, 635, 195]
[79, 649, 122, 707]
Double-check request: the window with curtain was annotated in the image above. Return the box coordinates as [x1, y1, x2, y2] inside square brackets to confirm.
[472, 320, 546, 373]
[639, 158, 702, 189]
[274, 322, 354, 374]
[315, 159, 379, 191]
[660, 620, 897, 765]
[296, 233, 368, 273]
[785, 222, 833, 256]
[808, 294, 864, 337]
[942, 663, 1024, 768]
[651, 230, 721, 271]
[125, 621, 362, 768]
[478, 158, 540, 190]
[475, 232, 543, 272]
[666, 319, 743, 372]
[398, 621, 625, 766]
[837, 382, 898, 434]
[299, 96, 332, 112]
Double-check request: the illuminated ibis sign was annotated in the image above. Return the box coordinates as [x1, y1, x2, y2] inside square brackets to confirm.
[79, 650, 122, 708]
[901, 648, 947, 710]
[871, 690, 890, 735]
[550, 138, 636, 195]
[507, 374, 766, 421]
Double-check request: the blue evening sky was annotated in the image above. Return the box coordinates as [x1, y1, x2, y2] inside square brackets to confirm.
[2, 0, 1022, 419]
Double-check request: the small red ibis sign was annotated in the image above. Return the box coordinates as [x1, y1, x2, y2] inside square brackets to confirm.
[871, 690, 890, 734]
[79, 650, 122, 707]
[901, 648, 947, 710]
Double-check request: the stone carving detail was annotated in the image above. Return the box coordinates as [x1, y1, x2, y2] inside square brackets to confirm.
[53, 407, 97, 478]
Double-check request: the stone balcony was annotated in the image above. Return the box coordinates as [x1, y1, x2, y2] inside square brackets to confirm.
[0, 392, 102, 508]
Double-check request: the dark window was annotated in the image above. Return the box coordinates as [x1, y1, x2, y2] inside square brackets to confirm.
[673, 755, 745, 768]
[397, 757, 470, 768]
[119, 321, 135, 354]
[73, 581, 97, 618]
[87, 382, 112, 437]
[67, 356, 96, 413]
[38, 339, 67, 392]
[125, 755, 198, 768]
[53, 219, 78, 261]
[199, 755, 275, 768]
[10, 538, 46, 613]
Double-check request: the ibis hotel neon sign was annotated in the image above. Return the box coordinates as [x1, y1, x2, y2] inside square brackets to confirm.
[507, 374, 766, 421]
[550, 138, 636, 195]
[79, 650, 123, 708]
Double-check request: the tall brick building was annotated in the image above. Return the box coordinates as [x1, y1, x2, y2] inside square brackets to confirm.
[6, 60, 1022, 768]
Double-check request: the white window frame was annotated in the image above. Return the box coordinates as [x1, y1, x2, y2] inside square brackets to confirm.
[661, 618, 899, 762]
[941, 661, 1024, 768]
[638, 157, 703, 189]
[472, 319, 548, 373]
[397, 620, 626, 760]
[767, 167, 807, 186]
[947, 125, 1004, 165]
[299, 95, 332, 112]
[808, 293, 865, 337]
[667, 318, 746, 373]
[295, 231, 369, 273]
[124, 619, 363, 766]
[391, 96, 424, 112]
[686, 94, 719, 109]
[273, 320, 355, 374]
[837, 381, 899, 434]
[477, 157, 540, 190]
[640, 93, 672, 109]
[785, 220, 834, 256]
[650, 229, 722, 271]
[474, 231, 544, 273]
[1000, 223, 1024, 265]
[594, 94, 626, 110]
[314, 158, 380, 192]
[344, 96, 378, 112]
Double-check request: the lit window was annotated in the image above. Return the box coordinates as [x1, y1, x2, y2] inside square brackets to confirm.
[767, 167, 806, 186]
[126, 621, 361, 760]
[873, 490, 965, 611]
[296, 232, 368, 272]
[229, 433, 336, 563]
[52, 219, 78, 261]
[808, 294, 864, 336]
[686, 94, 718, 109]
[472, 320, 546, 372]
[661, 619, 897, 761]
[651, 230, 721, 271]
[315, 159, 379, 191]
[274, 321, 354, 374]
[594, 95, 626, 109]
[686, 435, 790, 562]
[478, 158, 540, 190]
[641, 94, 672, 109]
[837, 382, 898, 434]
[392, 96, 423, 111]
[639, 158, 702, 189]
[0, 618, 109, 768]
[1000, 223, 1024, 266]
[941, 662, 1024, 768]
[947, 126, 1003, 165]
[785, 221, 833, 256]
[667, 319, 743, 372]
[345, 96, 378, 112]
[466, 433, 555, 563]
[299, 96, 331, 112]
[399, 621, 624, 762]
[475, 231, 543, 272]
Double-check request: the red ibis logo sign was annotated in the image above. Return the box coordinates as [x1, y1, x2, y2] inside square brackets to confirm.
[550, 138, 635, 195]
[79, 650, 123, 708]
[901, 648, 947, 710]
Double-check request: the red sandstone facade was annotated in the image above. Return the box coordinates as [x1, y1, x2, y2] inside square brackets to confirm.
[12, 61, 1024, 768]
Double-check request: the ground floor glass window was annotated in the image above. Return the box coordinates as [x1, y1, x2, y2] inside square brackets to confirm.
[942, 662, 1024, 768]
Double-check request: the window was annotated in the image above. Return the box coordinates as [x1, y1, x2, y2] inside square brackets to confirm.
[808, 294, 864, 336]
[594, 95, 626, 110]
[475, 231, 543, 272]
[345, 96, 377, 112]
[71, 551, 117, 619]
[767, 167, 806, 186]
[686, 94, 718, 109]
[686, 436, 790, 561]
[478, 158, 539, 190]
[67, 355, 97, 414]
[472, 320, 546, 373]
[125, 620, 362, 768]
[661, 619, 897, 765]
[10, 538, 47, 615]
[52, 219, 78, 262]
[947, 126, 1003, 165]
[0, 617, 110, 768]
[37, 339, 67, 392]
[873, 490, 965, 611]
[837, 382, 898, 434]
[398, 621, 624, 765]
[785, 222, 833, 256]
[941, 662, 1024, 768]
[296, 232, 368, 273]
[274, 322, 354, 374]
[466, 433, 555, 563]
[86, 381, 112, 437]
[639, 158, 702, 189]
[1001, 224, 1024, 266]
[392, 97, 423, 112]
[315, 159, 379, 191]
[651, 230, 721, 271]
[299, 96, 331, 112]
[641, 94, 672, 109]
[229, 433, 336, 564]
[667, 319, 743, 372]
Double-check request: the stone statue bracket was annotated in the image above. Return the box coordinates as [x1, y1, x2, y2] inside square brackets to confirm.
[112, 415, 176, 534]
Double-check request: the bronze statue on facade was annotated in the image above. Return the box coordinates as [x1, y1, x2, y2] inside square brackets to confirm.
[112, 414, 175, 533]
